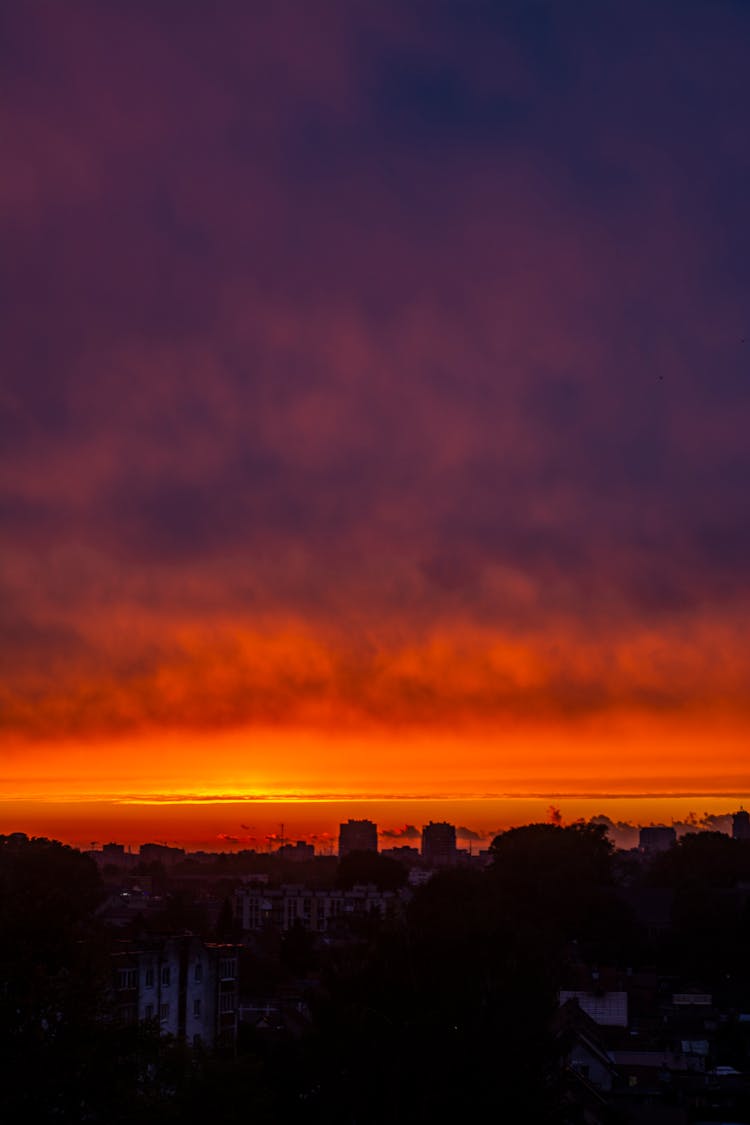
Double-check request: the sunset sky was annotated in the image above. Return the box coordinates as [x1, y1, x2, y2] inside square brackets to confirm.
[3, 1, 750, 848]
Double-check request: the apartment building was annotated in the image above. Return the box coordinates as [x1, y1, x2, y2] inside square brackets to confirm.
[235, 883, 403, 933]
[112, 935, 239, 1049]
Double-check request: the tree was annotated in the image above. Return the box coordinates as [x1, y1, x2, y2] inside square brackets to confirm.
[308, 867, 560, 1121]
[0, 835, 108, 1119]
[487, 822, 630, 960]
[489, 822, 614, 887]
[646, 831, 745, 890]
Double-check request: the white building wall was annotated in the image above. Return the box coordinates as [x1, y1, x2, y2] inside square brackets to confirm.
[159, 941, 181, 1037]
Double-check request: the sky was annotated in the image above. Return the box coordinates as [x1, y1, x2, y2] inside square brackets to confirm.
[2, 1, 750, 848]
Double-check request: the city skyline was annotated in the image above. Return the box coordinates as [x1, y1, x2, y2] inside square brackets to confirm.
[5, 799, 748, 856]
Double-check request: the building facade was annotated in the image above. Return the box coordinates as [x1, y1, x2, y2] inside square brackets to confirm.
[235, 883, 402, 933]
[278, 840, 315, 861]
[732, 808, 750, 840]
[421, 821, 457, 867]
[638, 826, 676, 854]
[338, 818, 378, 857]
[112, 936, 238, 1048]
[139, 843, 186, 867]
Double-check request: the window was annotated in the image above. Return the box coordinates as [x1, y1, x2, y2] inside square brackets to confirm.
[194, 962, 202, 983]
[159, 1003, 170, 1022]
[193, 997, 201, 1017]
[144, 1003, 154, 1020]
[218, 992, 235, 1014]
[117, 968, 136, 990]
[160, 966, 170, 987]
[144, 968, 154, 988]
[219, 957, 236, 980]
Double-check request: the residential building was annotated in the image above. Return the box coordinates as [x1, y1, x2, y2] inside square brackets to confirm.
[278, 840, 315, 861]
[558, 989, 628, 1028]
[380, 845, 420, 865]
[112, 936, 239, 1049]
[638, 826, 676, 854]
[338, 819, 378, 857]
[139, 843, 186, 867]
[234, 883, 403, 933]
[732, 808, 750, 840]
[421, 821, 457, 867]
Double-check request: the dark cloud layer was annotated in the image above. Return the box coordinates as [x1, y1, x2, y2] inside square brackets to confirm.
[3, 2, 750, 751]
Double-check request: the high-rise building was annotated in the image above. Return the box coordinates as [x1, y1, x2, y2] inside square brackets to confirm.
[421, 821, 457, 867]
[732, 808, 750, 840]
[338, 818, 378, 857]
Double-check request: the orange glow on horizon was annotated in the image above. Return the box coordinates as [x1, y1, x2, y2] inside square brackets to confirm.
[2, 711, 749, 849]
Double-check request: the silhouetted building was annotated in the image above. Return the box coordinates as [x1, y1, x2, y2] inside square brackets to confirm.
[380, 845, 420, 866]
[278, 840, 315, 861]
[338, 819, 377, 857]
[235, 883, 403, 932]
[638, 826, 676, 854]
[421, 821, 457, 867]
[139, 842, 186, 867]
[112, 936, 238, 1048]
[88, 842, 137, 869]
[732, 808, 750, 841]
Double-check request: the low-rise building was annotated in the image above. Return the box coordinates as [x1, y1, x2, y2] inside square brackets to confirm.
[380, 845, 420, 866]
[235, 883, 403, 933]
[638, 826, 676, 854]
[278, 840, 315, 861]
[139, 843, 186, 867]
